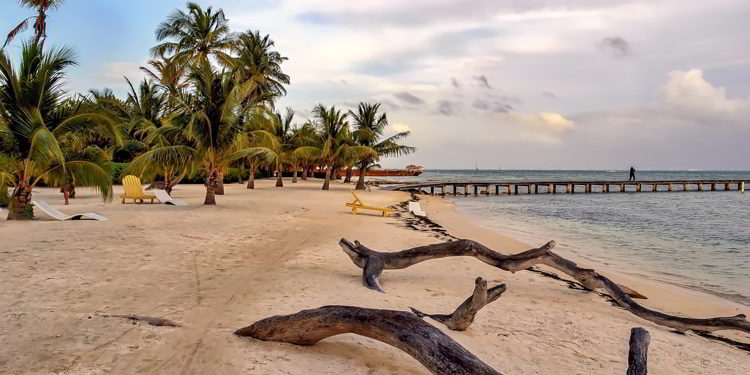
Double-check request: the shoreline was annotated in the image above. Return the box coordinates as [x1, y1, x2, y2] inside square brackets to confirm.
[0, 181, 748, 374]
[417, 194, 750, 322]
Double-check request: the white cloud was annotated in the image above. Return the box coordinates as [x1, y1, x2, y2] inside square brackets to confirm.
[391, 123, 412, 133]
[663, 69, 746, 114]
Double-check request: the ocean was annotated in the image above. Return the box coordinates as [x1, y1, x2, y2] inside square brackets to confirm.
[392, 170, 750, 305]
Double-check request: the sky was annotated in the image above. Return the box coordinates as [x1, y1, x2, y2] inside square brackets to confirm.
[1, 0, 749, 170]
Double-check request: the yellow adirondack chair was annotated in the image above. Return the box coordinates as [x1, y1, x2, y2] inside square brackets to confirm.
[121, 175, 156, 204]
[346, 192, 394, 216]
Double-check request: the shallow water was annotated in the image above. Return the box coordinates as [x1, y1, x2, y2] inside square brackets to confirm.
[407, 170, 750, 305]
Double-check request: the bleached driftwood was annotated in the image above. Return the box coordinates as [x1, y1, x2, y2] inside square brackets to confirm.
[410, 277, 506, 330]
[338, 238, 750, 334]
[235, 305, 501, 375]
[627, 327, 650, 375]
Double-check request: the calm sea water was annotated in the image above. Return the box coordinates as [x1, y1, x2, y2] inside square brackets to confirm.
[396, 170, 750, 305]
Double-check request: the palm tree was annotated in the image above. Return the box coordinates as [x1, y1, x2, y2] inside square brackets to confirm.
[140, 53, 187, 109]
[3, 0, 64, 49]
[151, 2, 234, 67]
[121, 78, 194, 195]
[312, 104, 375, 190]
[349, 102, 415, 190]
[0, 43, 114, 219]
[231, 30, 289, 105]
[245, 108, 317, 188]
[175, 61, 258, 204]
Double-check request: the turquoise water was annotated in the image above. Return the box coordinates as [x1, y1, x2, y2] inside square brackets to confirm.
[408, 170, 750, 305]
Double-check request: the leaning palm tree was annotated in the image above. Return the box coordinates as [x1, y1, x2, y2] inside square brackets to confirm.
[349, 102, 415, 190]
[0, 43, 114, 219]
[3, 0, 65, 49]
[151, 2, 234, 67]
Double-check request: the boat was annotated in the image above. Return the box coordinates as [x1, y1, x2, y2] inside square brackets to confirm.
[350, 165, 424, 177]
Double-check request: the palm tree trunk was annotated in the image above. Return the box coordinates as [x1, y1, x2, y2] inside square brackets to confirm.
[292, 163, 298, 183]
[7, 185, 33, 220]
[275, 168, 284, 187]
[355, 160, 368, 190]
[216, 172, 225, 195]
[205, 168, 218, 205]
[344, 167, 353, 183]
[247, 162, 255, 189]
[301, 165, 308, 180]
[322, 166, 331, 190]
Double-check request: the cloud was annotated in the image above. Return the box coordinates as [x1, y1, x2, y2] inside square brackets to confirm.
[437, 100, 457, 116]
[391, 123, 412, 132]
[662, 69, 745, 115]
[597, 36, 631, 58]
[509, 112, 576, 144]
[393, 91, 424, 105]
[542, 91, 557, 98]
[473, 74, 492, 89]
[473, 99, 513, 113]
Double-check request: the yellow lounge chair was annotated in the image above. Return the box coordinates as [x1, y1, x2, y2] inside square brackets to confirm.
[346, 192, 394, 216]
[121, 175, 156, 204]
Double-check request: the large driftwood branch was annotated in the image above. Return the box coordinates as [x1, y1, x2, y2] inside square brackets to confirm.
[410, 277, 506, 330]
[235, 305, 501, 375]
[338, 238, 750, 334]
[627, 327, 650, 375]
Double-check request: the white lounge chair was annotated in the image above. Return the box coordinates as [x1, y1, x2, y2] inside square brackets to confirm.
[153, 190, 188, 206]
[32, 200, 109, 221]
[408, 201, 427, 217]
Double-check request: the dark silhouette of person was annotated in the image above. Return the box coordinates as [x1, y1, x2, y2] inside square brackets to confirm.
[629, 166, 636, 181]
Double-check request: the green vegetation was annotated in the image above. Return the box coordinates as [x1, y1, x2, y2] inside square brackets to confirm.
[0, 1, 414, 218]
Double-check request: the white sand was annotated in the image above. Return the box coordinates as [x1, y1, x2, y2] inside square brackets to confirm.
[0, 180, 747, 374]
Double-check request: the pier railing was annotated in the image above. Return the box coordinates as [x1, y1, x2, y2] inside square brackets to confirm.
[383, 180, 749, 196]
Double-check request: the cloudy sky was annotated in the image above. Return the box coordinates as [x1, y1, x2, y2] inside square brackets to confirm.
[2, 0, 749, 169]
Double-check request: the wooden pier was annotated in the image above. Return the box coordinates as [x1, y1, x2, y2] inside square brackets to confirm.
[384, 180, 749, 196]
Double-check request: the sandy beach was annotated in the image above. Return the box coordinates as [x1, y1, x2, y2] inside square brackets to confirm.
[0, 179, 748, 374]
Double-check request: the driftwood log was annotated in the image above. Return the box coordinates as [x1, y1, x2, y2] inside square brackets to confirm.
[627, 327, 650, 375]
[100, 314, 181, 327]
[411, 277, 506, 330]
[235, 305, 501, 375]
[338, 238, 750, 334]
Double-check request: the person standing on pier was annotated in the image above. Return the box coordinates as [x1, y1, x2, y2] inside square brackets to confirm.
[629, 166, 636, 181]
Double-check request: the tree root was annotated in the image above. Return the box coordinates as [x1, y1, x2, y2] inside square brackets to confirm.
[410, 277, 506, 331]
[338, 238, 750, 334]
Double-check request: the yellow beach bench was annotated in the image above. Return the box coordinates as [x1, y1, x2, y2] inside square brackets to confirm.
[121, 175, 156, 204]
[346, 192, 394, 216]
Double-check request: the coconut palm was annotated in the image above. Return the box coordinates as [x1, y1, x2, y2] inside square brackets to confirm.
[3, 0, 64, 49]
[140, 53, 187, 109]
[175, 61, 259, 204]
[151, 2, 234, 67]
[246, 108, 317, 188]
[312, 104, 375, 190]
[349, 102, 415, 190]
[231, 30, 289, 104]
[121, 78, 194, 194]
[0, 43, 114, 219]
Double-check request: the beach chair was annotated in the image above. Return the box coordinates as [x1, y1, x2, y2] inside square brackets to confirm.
[121, 175, 156, 204]
[346, 192, 394, 216]
[152, 189, 188, 206]
[32, 200, 109, 221]
[408, 201, 427, 217]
